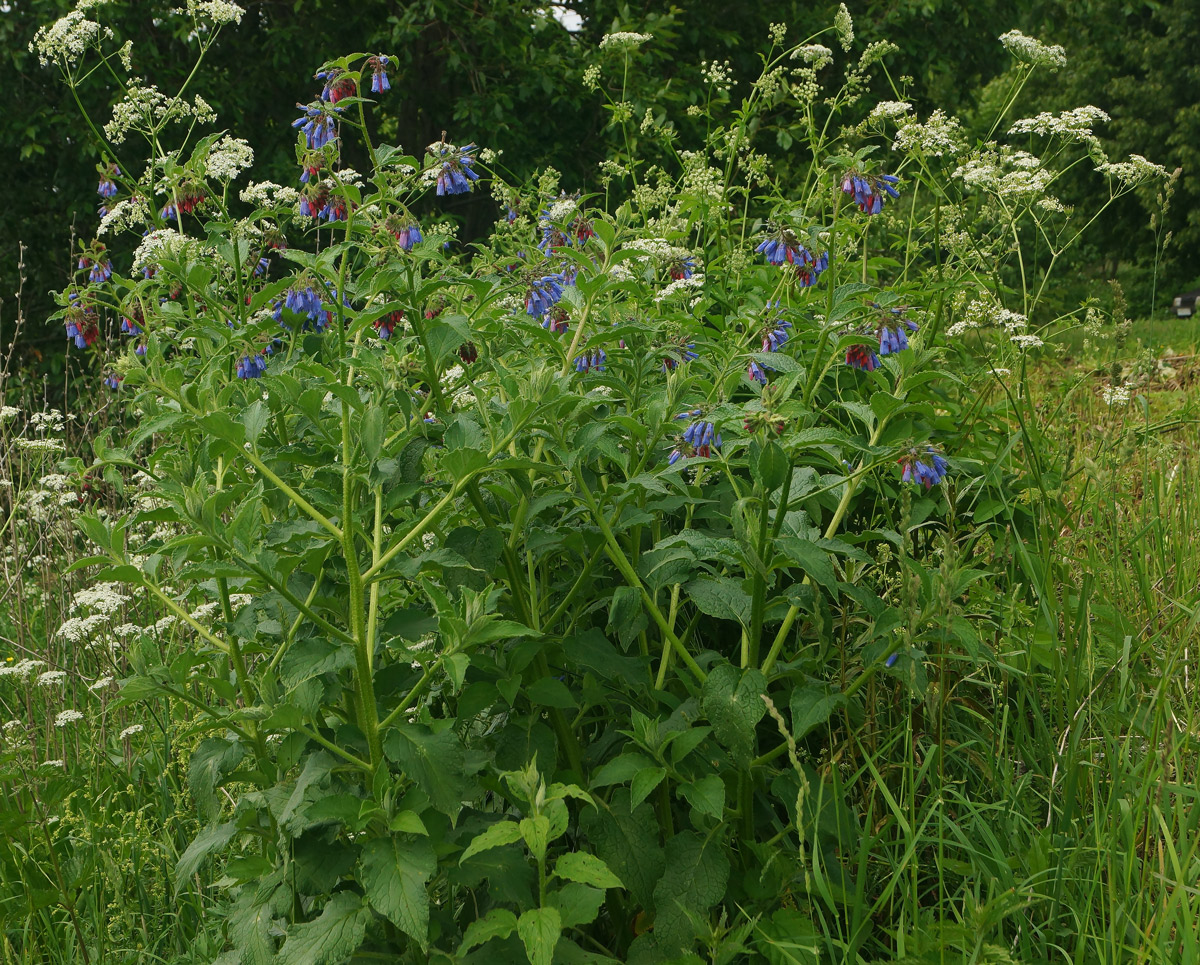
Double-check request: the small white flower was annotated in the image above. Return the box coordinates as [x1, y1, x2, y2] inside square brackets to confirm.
[869, 100, 912, 123]
[204, 135, 254, 181]
[999, 29, 1066, 69]
[2, 720, 24, 736]
[1102, 385, 1131, 407]
[119, 724, 144, 739]
[30, 10, 113, 68]
[1010, 333, 1044, 349]
[88, 676, 114, 692]
[1, 405, 21, 421]
[599, 31, 652, 51]
[55, 709, 84, 728]
[15, 438, 65, 453]
[421, 531, 437, 551]
[1095, 154, 1168, 187]
[181, 0, 245, 24]
[834, 4, 854, 50]
[37, 670, 68, 688]
[40, 760, 66, 770]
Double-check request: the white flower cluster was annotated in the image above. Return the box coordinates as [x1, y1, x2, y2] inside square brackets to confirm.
[37, 670, 68, 688]
[0, 405, 19, 421]
[1102, 384, 1131, 407]
[954, 149, 1052, 200]
[176, 0, 245, 24]
[55, 709, 84, 728]
[946, 299, 1029, 338]
[893, 109, 964, 157]
[834, 4, 854, 50]
[238, 181, 296, 209]
[205, 135, 254, 181]
[133, 228, 191, 273]
[869, 100, 912, 123]
[98, 196, 150, 237]
[599, 32, 652, 50]
[769, 22, 787, 45]
[120, 723, 145, 739]
[582, 64, 601, 90]
[858, 40, 898, 68]
[1010, 333, 1044, 349]
[680, 152, 724, 202]
[31, 410, 67, 434]
[653, 274, 704, 304]
[791, 44, 833, 69]
[104, 82, 213, 144]
[701, 60, 733, 94]
[31, 9, 113, 68]
[1009, 106, 1109, 146]
[999, 29, 1066, 69]
[0, 659, 46, 681]
[71, 582, 129, 615]
[15, 438, 65, 453]
[1095, 154, 1168, 186]
[58, 614, 110, 643]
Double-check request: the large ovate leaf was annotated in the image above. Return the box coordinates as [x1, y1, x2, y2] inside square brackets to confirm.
[517, 906, 562, 965]
[275, 892, 370, 965]
[383, 722, 468, 814]
[359, 835, 436, 949]
[700, 663, 767, 763]
[652, 831, 731, 954]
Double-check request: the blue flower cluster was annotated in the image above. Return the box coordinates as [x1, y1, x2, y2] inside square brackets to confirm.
[429, 139, 479, 196]
[293, 103, 340, 150]
[274, 283, 338, 333]
[525, 273, 567, 318]
[842, 171, 901, 215]
[669, 410, 722, 464]
[898, 446, 949, 488]
[316, 68, 356, 105]
[574, 348, 606, 373]
[237, 351, 269, 379]
[368, 55, 391, 94]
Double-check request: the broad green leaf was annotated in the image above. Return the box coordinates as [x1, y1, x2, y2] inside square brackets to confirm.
[383, 723, 468, 815]
[275, 891, 369, 965]
[775, 538, 839, 594]
[527, 675, 577, 709]
[460, 821, 524, 863]
[389, 810, 429, 835]
[458, 908, 518, 956]
[580, 789, 663, 909]
[553, 851, 624, 890]
[678, 774, 726, 821]
[652, 831, 731, 954]
[591, 751, 654, 789]
[686, 576, 752, 627]
[790, 681, 844, 740]
[700, 663, 767, 763]
[361, 404, 385, 461]
[755, 440, 790, 491]
[517, 907, 561, 965]
[175, 820, 237, 885]
[188, 738, 245, 823]
[359, 836, 436, 949]
[549, 882, 606, 928]
[630, 766, 667, 809]
[520, 814, 551, 860]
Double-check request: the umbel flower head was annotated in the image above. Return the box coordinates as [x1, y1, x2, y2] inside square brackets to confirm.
[898, 445, 949, 488]
[427, 134, 479, 196]
[841, 170, 901, 214]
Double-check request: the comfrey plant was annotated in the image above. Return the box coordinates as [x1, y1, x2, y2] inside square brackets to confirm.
[29, 2, 1161, 962]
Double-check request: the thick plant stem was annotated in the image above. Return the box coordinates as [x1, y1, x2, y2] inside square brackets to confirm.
[572, 465, 706, 684]
[342, 403, 382, 769]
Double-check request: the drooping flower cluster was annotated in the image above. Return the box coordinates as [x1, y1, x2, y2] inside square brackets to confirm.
[846, 303, 919, 370]
[386, 213, 423, 251]
[367, 55, 391, 94]
[274, 282, 335, 332]
[64, 293, 99, 349]
[97, 162, 119, 198]
[293, 102, 340, 150]
[427, 136, 479, 196]
[374, 311, 404, 340]
[573, 348, 606, 373]
[316, 67, 356, 104]
[755, 229, 829, 286]
[662, 335, 699, 373]
[841, 170, 901, 214]
[669, 410, 721, 464]
[898, 446, 949, 488]
[236, 350, 269, 379]
[525, 273, 568, 318]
